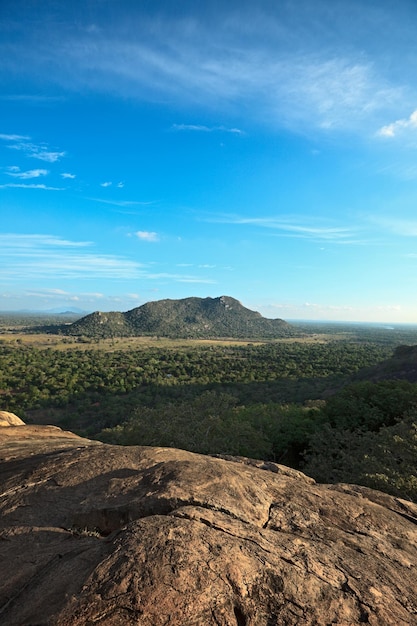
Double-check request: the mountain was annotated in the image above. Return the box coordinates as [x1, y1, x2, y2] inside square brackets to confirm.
[64, 296, 293, 339]
[1, 418, 417, 625]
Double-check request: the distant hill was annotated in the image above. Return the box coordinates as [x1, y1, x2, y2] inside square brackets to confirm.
[64, 296, 293, 339]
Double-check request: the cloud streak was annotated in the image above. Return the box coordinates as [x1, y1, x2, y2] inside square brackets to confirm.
[0, 183, 65, 191]
[0, 134, 65, 162]
[0, 234, 93, 249]
[0, 234, 141, 280]
[0, 183, 64, 190]
[6, 167, 49, 179]
[143, 272, 216, 284]
[208, 214, 360, 243]
[89, 197, 154, 208]
[172, 124, 243, 134]
[0, 133, 30, 141]
[0, 234, 216, 285]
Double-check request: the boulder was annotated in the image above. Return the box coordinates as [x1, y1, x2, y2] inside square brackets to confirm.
[0, 426, 416, 625]
[0, 411, 25, 427]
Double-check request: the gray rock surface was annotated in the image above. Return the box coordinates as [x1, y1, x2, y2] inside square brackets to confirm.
[0, 424, 417, 625]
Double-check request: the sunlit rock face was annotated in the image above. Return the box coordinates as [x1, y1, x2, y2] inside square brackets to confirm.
[1, 423, 417, 625]
[0, 411, 25, 427]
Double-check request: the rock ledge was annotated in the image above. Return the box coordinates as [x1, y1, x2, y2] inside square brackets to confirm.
[1, 424, 417, 625]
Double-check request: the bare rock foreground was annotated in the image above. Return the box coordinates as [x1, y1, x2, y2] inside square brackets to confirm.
[1, 421, 417, 625]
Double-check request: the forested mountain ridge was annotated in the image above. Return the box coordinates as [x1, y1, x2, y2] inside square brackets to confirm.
[64, 295, 294, 339]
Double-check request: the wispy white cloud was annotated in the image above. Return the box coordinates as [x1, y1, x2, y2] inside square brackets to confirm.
[89, 197, 154, 208]
[377, 109, 417, 137]
[208, 214, 359, 243]
[39, 288, 70, 295]
[0, 133, 30, 141]
[7, 141, 65, 162]
[18, 288, 103, 304]
[0, 234, 142, 281]
[172, 124, 244, 134]
[101, 181, 112, 187]
[23, 288, 76, 299]
[0, 133, 66, 162]
[134, 231, 159, 242]
[31, 150, 66, 163]
[175, 277, 216, 284]
[93, 44, 396, 132]
[0, 234, 213, 285]
[280, 58, 397, 131]
[0, 183, 64, 190]
[2, 7, 404, 136]
[6, 167, 49, 179]
[0, 234, 93, 248]
[143, 272, 216, 284]
[61, 172, 76, 179]
[369, 216, 417, 237]
[0, 288, 155, 311]
[117, 181, 124, 188]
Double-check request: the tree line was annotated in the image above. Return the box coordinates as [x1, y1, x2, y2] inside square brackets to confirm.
[1, 337, 417, 502]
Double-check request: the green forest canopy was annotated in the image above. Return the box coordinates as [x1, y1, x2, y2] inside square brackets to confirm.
[2, 319, 417, 502]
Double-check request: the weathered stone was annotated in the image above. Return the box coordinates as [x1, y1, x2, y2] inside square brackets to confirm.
[0, 425, 417, 625]
[0, 411, 25, 427]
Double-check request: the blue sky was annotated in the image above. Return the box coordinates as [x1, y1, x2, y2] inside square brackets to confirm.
[2, 0, 417, 322]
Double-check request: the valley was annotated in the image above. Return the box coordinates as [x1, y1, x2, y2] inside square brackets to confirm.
[2, 309, 417, 503]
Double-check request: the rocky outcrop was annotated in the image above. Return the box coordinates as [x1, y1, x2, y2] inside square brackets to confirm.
[1, 424, 417, 625]
[0, 411, 25, 427]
